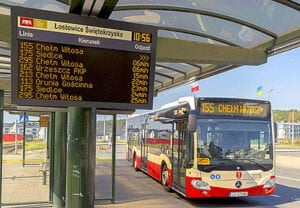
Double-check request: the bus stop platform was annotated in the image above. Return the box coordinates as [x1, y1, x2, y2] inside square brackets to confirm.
[95, 159, 193, 208]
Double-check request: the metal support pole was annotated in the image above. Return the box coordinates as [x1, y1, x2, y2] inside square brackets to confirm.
[53, 112, 67, 208]
[104, 115, 106, 141]
[49, 112, 55, 202]
[15, 120, 18, 154]
[89, 108, 96, 207]
[0, 90, 4, 207]
[66, 107, 95, 208]
[292, 122, 294, 145]
[111, 114, 116, 203]
[46, 127, 49, 159]
[22, 112, 26, 167]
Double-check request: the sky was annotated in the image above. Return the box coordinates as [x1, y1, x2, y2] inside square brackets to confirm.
[3, 46, 300, 122]
[152, 47, 300, 111]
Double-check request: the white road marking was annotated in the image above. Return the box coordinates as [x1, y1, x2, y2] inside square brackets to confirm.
[277, 176, 300, 182]
[271, 194, 281, 198]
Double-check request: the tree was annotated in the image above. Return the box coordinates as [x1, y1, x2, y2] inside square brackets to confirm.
[273, 109, 300, 122]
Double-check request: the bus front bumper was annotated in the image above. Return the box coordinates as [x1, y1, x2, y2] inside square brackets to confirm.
[185, 177, 275, 198]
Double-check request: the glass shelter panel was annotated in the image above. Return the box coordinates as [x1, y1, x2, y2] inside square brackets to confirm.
[95, 115, 113, 200]
[0, 0, 68, 13]
[158, 30, 226, 45]
[116, 0, 300, 35]
[95, 115, 127, 200]
[1, 112, 49, 204]
[111, 10, 271, 48]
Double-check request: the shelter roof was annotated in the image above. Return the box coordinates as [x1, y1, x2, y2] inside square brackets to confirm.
[0, 0, 300, 107]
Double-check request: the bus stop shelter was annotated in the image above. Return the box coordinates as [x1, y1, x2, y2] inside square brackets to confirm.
[0, 0, 300, 207]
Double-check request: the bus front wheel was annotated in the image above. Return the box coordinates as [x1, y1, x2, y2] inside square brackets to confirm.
[161, 164, 171, 192]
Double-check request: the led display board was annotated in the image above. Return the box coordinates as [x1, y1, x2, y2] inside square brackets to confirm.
[11, 7, 157, 110]
[198, 99, 270, 118]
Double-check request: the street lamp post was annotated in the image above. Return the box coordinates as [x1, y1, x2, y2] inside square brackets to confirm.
[15, 119, 18, 154]
[104, 115, 106, 141]
[291, 110, 295, 145]
[268, 89, 274, 100]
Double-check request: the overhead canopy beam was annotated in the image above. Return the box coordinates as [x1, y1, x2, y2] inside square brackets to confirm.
[272, 0, 300, 11]
[69, 0, 85, 14]
[98, 0, 119, 18]
[156, 64, 187, 75]
[0, 14, 10, 44]
[254, 27, 300, 55]
[155, 72, 174, 80]
[186, 63, 202, 70]
[153, 64, 237, 93]
[156, 37, 267, 65]
[69, 0, 119, 18]
[114, 5, 278, 38]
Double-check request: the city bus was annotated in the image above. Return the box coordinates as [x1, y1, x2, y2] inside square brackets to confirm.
[127, 97, 275, 198]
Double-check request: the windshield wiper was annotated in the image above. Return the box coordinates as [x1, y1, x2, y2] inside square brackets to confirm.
[200, 159, 235, 172]
[201, 165, 217, 172]
[239, 159, 270, 171]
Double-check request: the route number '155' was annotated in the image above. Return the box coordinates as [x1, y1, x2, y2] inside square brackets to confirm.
[201, 103, 215, 113]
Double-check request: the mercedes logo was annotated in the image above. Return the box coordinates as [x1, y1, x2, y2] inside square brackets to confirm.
[235, 181, 242, 188]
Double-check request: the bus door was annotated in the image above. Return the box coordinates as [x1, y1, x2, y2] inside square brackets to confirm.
[172, 121, 188, 193]
[141, 127, 148, 170]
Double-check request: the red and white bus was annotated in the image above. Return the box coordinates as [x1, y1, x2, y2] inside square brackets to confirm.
[127, 97, 275, 198]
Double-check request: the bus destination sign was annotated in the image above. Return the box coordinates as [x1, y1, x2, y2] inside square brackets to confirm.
[11, 7, 157, 110]
[199, 100, 270, 118]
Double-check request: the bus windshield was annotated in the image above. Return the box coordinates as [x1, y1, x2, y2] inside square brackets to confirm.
[197, 119, 273, 171]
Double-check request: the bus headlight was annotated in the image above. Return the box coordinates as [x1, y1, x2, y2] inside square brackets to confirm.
[263, 178, 275, 188]
[191, 180, 211, 190]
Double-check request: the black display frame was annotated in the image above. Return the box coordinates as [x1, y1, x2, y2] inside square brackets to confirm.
[11, 6, 157, 110]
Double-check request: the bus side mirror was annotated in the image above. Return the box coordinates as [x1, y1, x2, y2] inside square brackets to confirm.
[188, 110, 197, 132]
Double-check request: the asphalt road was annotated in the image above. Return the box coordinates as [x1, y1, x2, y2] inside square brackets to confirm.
[95, 147, 300, 208]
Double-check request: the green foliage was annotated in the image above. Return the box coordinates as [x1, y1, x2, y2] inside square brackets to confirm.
[273, 109, 300, 122]
[25, 140, 46, 151]
[277, 138, 300, 146]
[97, 119, 126, 126]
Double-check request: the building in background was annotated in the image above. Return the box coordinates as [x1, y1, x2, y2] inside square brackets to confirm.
[16, 121, 40, 141]
[2, 123, 14, 134]
[277, 122, 300, 139]
[96, 121, 126, 141]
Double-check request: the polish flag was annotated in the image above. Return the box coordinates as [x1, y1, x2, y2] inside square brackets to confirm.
[190, 82, 199, 92]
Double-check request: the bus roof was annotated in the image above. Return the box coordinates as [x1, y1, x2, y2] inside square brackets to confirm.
[129, 97, 195, 119]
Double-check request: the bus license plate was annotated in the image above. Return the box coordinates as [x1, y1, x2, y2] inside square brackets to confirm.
[230, 192, 248, 197]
